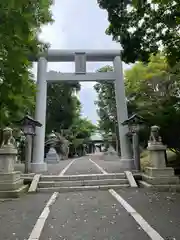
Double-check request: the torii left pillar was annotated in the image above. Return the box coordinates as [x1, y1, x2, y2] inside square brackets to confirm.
[31, 57, 47, 172]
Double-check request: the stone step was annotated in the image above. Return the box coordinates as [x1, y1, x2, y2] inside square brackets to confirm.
[21, 173, 35, 181]
[0, 185, 28, 198]
[38, 178, 129, 188]
[142, 174, 180, 185]
[37, 184, 130, 193]
[152, 184, 180, 192]
[40, 173, 126, 182]
[139, 180, 180, 192]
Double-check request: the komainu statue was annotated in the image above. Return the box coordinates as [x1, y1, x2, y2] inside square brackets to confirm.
[0, 127, 15, 148]
[149, 125, 162, 144]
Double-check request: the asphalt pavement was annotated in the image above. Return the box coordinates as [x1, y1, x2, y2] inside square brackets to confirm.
[64, 155, 102, 175]
[1, 154, 180, 240]
[117, 188, 180, 240]
[0, 193, 52, 240]
[40, 191, 149, 240]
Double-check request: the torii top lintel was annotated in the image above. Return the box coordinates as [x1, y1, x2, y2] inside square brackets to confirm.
[29, 49, 121, 62]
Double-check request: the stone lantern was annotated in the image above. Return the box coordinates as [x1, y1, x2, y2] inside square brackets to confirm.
[122, 114, 145, 171]
[44, 131, 60, 163]
[16, 115, 42, 173]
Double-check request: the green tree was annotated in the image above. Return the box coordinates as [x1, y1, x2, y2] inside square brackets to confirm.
[125, 54, 180, 153]
[94, 66, 117, 134]
[94, 66, 120, 152]
[69, 117, 97, 140]
[97, 0, 180, 66]
[45, 80, 97, 156]
[94, 54, 180, 154]
[46, 81, 81, 133]
[68, 117, 97, 156]
[0, 0, 53, 127]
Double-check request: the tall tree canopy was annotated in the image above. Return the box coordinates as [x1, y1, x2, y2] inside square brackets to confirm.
[0, 0, 53, 127]
[46, 81, 81, 133]
[94, 54, 180, 154]
[125, 54, 180, 153]
[97, 0, 180, 66]
[94, 66, 116, 134]
[46, 80, 97, 151]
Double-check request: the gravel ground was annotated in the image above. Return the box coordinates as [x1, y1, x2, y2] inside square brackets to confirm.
[0, 193, 52, 240]
[117, 188, 180, 240]
[40, 190, 149, 240]
[64, 156, 102, 175]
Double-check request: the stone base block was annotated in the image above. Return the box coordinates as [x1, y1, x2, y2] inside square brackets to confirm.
[31, 162, 47, 173]
[139, 180, 180, 192]
[0, 179, 24, 191]
[0, 171, 28, 198]
[147, 144, 167, 168]
[0, 155, 15, 173]
[151, 184, 180, 192]
[145, 167, 175, 177]
[0, 185, 28, 198]
[142, 174, 179, 185]
[0, 146, 17, 173]
[0, 171, 21, 183]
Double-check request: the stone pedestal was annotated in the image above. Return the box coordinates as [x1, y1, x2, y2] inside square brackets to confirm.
[45, 147, 60, 164]
[143, 143, 179, 186]
[147, 143, 167, 168]
[0, 145, 28, 198]
[31, 162, 47, 173]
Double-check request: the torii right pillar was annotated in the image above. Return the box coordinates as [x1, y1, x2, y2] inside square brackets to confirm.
[113, 56, 134, 169]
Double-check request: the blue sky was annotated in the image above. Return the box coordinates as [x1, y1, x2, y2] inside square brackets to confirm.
[33, 0, 130, 125]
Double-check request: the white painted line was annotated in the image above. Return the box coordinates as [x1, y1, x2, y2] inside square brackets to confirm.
[58, 158, 77, 176]
[109, 189, 164, 240]
[89, 158, 108, 174]
[124, 171, 138, 187]
[28, 192, 59, 240]
[28, 174, 41, 193]
[46, 191, 59, 207]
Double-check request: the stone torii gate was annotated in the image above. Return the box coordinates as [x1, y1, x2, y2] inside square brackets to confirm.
[30, 49, 134, 172]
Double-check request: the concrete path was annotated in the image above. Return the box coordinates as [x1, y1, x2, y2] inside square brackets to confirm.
[1, 154, 180, 240]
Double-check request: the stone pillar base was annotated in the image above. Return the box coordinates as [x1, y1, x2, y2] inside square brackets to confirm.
[0, 171, 28, 198]
[31, 162, 47, 173]
[143, 167, 179, 185]
[103, 153, 120, 161]
[119, 159, 135, 170]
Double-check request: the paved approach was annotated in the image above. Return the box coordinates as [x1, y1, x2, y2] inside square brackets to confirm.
[0, 154, 180, 240]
